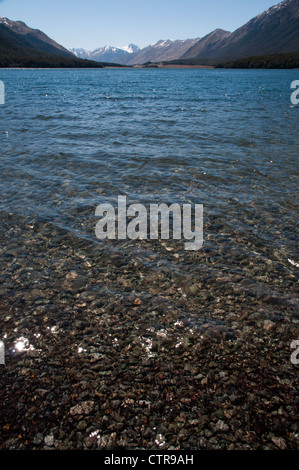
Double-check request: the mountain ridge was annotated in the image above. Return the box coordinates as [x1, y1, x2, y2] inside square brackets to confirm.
[70, 39, 200, 65]
[70, 43, 140, 63]
[0, 16, 74, 57]
[181, 0, 299, 62]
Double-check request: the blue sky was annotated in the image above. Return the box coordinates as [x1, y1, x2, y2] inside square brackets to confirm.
[0, 0, 282, 50]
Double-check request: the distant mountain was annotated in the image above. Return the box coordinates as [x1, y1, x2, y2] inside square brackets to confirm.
[69, 48, 91, 59]
[180, 29, 231, 60]
[70, 39, 200, 65]
[123, 39, 200, 65]
[70, 44, 140, 63]
[181, 0, 299, 62]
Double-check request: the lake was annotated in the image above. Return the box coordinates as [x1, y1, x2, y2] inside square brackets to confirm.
[0, 68, 298, 450]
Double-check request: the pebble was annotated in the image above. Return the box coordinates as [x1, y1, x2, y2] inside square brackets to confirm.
[70, 401, 95, 416]
[33, 433, 44, 445]
[215, 420, 229, 433]
[44, 435, 54, 447]
[264, 320, 275, 331]
[76, 420, 87, 430]
[271, 436, 287, 450]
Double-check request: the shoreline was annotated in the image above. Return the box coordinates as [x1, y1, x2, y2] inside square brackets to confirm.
[130, 64, 215, 69]
[0, 65, 215, 70]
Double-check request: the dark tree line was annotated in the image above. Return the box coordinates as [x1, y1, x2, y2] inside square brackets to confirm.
[217, 52, 299, 69]
[0, 54, 104, 68]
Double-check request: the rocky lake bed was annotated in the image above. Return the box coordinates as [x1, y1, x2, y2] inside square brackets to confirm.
[0, 213, 298, 450]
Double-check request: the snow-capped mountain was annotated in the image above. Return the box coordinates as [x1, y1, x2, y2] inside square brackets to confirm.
[255, 0, 294, 19]
[70, 44, 140, 64]
[123, 38, 200, 65]
[120, 44, 140, 54]
[70, 39, 200, 65]
[69, 48, 92, 59]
